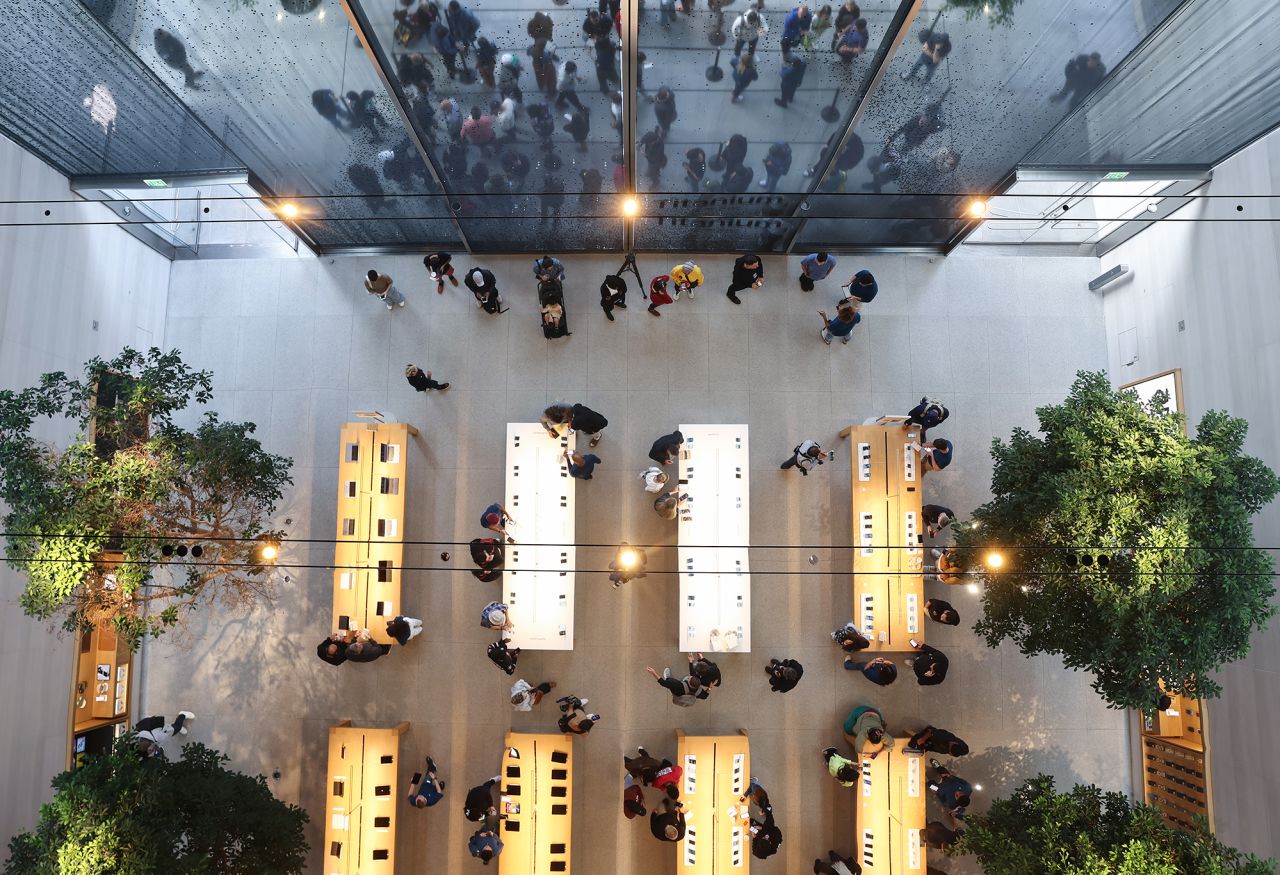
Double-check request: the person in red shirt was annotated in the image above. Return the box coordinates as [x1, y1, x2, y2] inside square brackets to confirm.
[648, 274, 674, 317]
[649, 759, 683, 798]
[623, 774, 647, 818]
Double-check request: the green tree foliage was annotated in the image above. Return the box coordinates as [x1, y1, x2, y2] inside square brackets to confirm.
[0, 348, 292, 647]
[946, 0, 1024, 27]
[953, 370, 1278, 709]
[952, 774, 1273, 875]
[5, 738, 308, 875]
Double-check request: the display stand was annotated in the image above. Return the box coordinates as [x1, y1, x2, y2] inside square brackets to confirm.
[500, 732, 574, 875]
[675, 729, 751, 874]
[855, 739, 926, 875]
[323, 721, 409, 874]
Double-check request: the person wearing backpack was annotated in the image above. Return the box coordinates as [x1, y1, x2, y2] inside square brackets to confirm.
[645, 666, 708, 706]
[760, 142, 792, 192]
[780, 438, 834, 474]
[487, 637, 520, 674]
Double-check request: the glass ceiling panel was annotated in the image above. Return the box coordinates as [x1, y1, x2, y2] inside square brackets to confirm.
[83, 0, 460, 249]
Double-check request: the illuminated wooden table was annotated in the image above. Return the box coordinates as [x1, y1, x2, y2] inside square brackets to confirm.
[678, 425, 751, 653]
[838, 425, 924, 651]
[332, 422, 415, 645]
[500, 732, 573, 875]
[676, 729, 751, 874]
[323, 720, 409, 874]
[856, 740, 926, 875]
[504, 423, 577, 650]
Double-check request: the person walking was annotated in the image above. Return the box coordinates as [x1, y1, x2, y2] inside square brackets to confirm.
[765, 657, 803, 692]
[557, 694, 600, 734]
[799, 252, 837, 291]
[564, 449, 602, 480]
[844, 654, 897, 685]
[422, 252, 459, 294]
[480, 600, 514, 632]
[645, 666, 709, 706]
[906, 639, 949, 685]
[407, 756, 446, 807]
[555, 60, 586, 111]
[831, 621, 870, 653]
[814, 850, 860, 875]
[405, 365, 450, 391]
[464, 267, 504, 313]
[928, 759, 973, 822]
[649, 430, 684, 465]
[732, 9, 768, 57]
[669, 260, 704, 300]
[510, 679, 557, 710]
[726, 253, 765, 304]
[542, 401, 610, 446]
[775, 55, 807, 107]
[650, 797, 687, 841]
[640, 466, 670, 492]
[906, 725, 970, 757]
[760, 142, 791, 191]
[843, 704, 895, 758]
[481, 501, 515, 541]
[365, 269, 405, 309]
[926, 598, 960, 626]
[730, 51, 760, 103]
[600, 274, 628, 321]
[386, 615, 424, 645]
[819, 299, 861, 345]
[901, 28, 951, 83]
[780, 438, 834, 475]
[822, 746, 859, 787]
[648, 274, 675, 316]
[653, 87, 678, 132]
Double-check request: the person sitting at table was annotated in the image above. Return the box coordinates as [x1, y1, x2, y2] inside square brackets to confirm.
[843, 704, 895, 759]
[486, 637, 520, 675]
[844, 655, 897, 686]
[822, 746, 860, 788]
[925, 598, 960, 626]
[906, 639, 949, 686]
[649, 429, 684, 465]
[766, 657, 804, 692]
[922, 503, 955, 538]
[480, 501, 515, 542]
[316, 630, 354, 666]
[831, 621, 870, 653]
[407, 756, 446, 808]
[480, 601, 514, 632]
[911, 437, 953, 471]
[814, 849, 860, 875]
[906, 725, 969, 757]
[905, 396, 949, 433]
[468, 825, 504, 865]
[650, 797, 686, 841]
[470, 537, 504, 581]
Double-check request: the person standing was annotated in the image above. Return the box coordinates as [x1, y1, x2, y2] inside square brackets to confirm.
[609, 542, 649, 588]
[799, 252, 837, 291]
[645, 666, 708, 706]
[468, 826, 503, 865]
[649, 430, 684, 465]
[760, 142, 791, 191]
[470, 538, 504, 581]
[911, 438, 954, 472]
[555, 60, 586, 111]
[405, 365, 450, 391]
[843, 704, 895, 758]
[534, 254, 566, 283]
[653, 489, 688, 520]
[831, 0, 861, 49]
[648, 274, 675, 316]
[924, 820, 963, 850]
[476, 36, 498, 88]
[731, 9, 768, 57]
[564, 450, 602, 480]
[749, 808, 783, 859]
[775, 55, 807, 107]
[600, 274, 628, 321]
[407, 756, 446, 807]
[510, 679, 557, 710]
[831, 621, 870, 654]
[906, 725, 970, 757]
[834, 17, 869, 62]
[684, 147, 707, 191]
[365, 269, 405, 309]
[480, 600, 514, 632]
[669, 261, 704, 300]
[780, 438, 833, 475]
[844, 655, 897, 685]
[726, 253, 765, 304]
[464, 267, 503, 313]
[780, 2, 813, 52]
[650, 797, 687, 841]
[928, 759, 973, 822]
[594, 35, 620, 93]
[526, 11, 555, 94]
[487, 637, 520, 674]
[423, 252, 459, 294]
[543, 401, 610, 446]
[901, 29, 952, 83]
[819, 300, 861, 345]
[730, 51, 759, 103]
[345, 630, 392, 663]
[822, 746, 859, 787]
[922, 503, 955, 537]
[481, 501, 515, 541]
[765, 657, 803, 692]
[814, 850, 860, 875]
[905, 397, 949, 432]
[925, 598, 960, 626]
[640, 466, 670, 492]
[839, 268, 878, 309]
[317, 630, 353, 666]
[386, 615, 424, 645]
[906, 639, 949, 685]
[557, 695, 600, 734]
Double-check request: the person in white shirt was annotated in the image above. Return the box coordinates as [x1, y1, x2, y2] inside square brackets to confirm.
[731, 9, 768, 57]
[510, 679, 556, 710]
[492, 97, 517, 141]
[780, 439, 833, 475]
[639, 466, 669, 492]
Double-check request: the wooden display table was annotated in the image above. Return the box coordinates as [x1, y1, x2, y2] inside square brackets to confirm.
[676, 730, 751, 874]
[332, 422, 416, 645]
[500, 732, 574, 875]
[67, 557, 132, 769]
[678, 425, 751, 653]
[856, 740, 926, 875]
[323, 721, 409, 874]
[504, 424, 577, 650]
[838, 425, 925, 651]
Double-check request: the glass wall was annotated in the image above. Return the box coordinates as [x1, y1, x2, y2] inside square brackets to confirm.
[83, 0, 462, 249]
[0, 0, 238, 177]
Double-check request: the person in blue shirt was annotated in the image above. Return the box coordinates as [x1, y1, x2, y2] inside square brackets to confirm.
[844, 655, 898, 685]
[927, 760, 973, 822]
[818, 301, 860, 345]
[905, 397, 949, 437]
[799, 251, 837, 290]
[731, 50, 760, 103]
[533, 255, 566, 282]
[775, 55, 807, 107]
[468, 826, 504, 864]
[407, 756, 446, 808]
[563, 450, 601, 479]
[914, 437, 953, 471]
[834, 17, 868, 61]
[844, 268, 877, 307]
[780, 3, 812, 51]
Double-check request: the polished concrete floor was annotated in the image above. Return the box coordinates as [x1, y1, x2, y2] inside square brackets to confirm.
[147, 250, 1124, 874]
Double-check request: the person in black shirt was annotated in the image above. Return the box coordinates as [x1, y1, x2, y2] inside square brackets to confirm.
[749, 808, 783, 859]
[470, 538, 504, 581]
[386, 615, 424, 645]
[845, 655, 897, 686]
[345, 635, 392, 663]
[925, 598, 959, 626]
[922, 503, 954, 538]
[814, 849, 860, 874]
[906, 725, 969, 757]
[464, 776, 502, 824]
[688, 653, 721, 688]
[906, 640, 949, 686]
[423, 252, 459, 294]
[649, 430, 684, 465]
[317, 631, 353, 666]
[487, 638, 520, 674]
[923, 819, 962, 849]
[726, 253, 765, 304]
[567, 403, 609, 446]
[405, 364, 449, 391]
[600, 274, 628, 321]
[650, 798, 686, 841]
[905, 397, 949, 433]
[624, 747, 664, 782]
[765, 657, 803, 692]
[464, 267, 503, 313]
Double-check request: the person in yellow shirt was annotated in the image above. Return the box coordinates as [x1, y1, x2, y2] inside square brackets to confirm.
[669, 260, 704, 301]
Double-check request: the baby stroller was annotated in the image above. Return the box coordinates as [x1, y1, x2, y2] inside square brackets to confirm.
[538, 277, 571, 339]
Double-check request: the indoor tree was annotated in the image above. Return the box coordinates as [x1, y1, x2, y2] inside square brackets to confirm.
[0, 347, 292, 648]
[953, 370, 1278, 710]
[5, 738, 308, 874]
[952, 774, 1272, 875]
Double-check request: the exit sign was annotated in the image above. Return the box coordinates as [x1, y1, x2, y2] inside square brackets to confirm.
[1102, 171, 1129, 180]
[142, 178, 168, 188]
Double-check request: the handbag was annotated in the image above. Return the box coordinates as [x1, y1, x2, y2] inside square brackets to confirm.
[799, 274, 814, 291]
